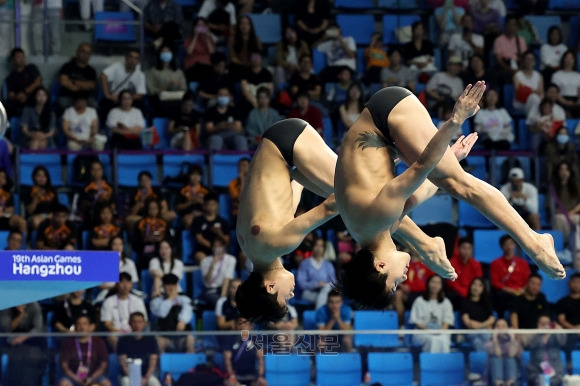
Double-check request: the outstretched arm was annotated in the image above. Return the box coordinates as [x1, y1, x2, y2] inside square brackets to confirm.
[273, 195, 338, 256]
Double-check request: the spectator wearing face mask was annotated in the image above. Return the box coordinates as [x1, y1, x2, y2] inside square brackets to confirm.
[204, 86, 247, 151]
[146, 46, 187, 118]
[545, 129, 578, 183]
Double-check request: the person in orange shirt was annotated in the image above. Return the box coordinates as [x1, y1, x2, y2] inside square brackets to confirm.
[447, 237, 483, 308]
[364, 32, 389, 84]
[227, 157, 250, 224]
[36, 204, 76, 250]
[79, 160, 114, 226]
[135, 199, 168, 271]
[91, 204, 121, 250]
[176, 164, 209, 228]
[394, 247, 435, 326]
[490, 234, 531, 319]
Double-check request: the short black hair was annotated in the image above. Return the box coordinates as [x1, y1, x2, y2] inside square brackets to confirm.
[188, 164, 203, 176]
[52, 203, 69, 214]
[499, 234, 514, 247]
[129, 311, 146, 322]
[333, 248, 392, 310]
[204, 193, 219, 203]
[458, 237, 473, 247]
[10, 47, 24, 59]
[211, 52, 227, 66]
[256, 86, 271, 99]
[238, 157, 251, 166]
[528, 273, 542, 282]
[235, 271, 288, 324]
[570, 272, 580, 280]
[327, 289, 342, 300]
[119, 272, 132, 282]
[547, 83, 560, 92]
[162, 273, 179, 285]
[138, 170, 153, 181]
[75, 314, 91, 324]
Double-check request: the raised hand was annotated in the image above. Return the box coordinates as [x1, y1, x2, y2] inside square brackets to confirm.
[450, 133, 479, 162]
[452, 81, 486, 123]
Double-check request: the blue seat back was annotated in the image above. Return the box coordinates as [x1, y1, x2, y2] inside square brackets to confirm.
[377, 0, 418, 7]
[162, 153, 207, 185]
[466, 155, 488, 181]
[192, 268, 206, 300]
[265, 355, 311, 386]
[19, 153, 63, 186]
[572, 350, 580, 374]
[66, 153, 112, 186]
[336, 14, 375, 45]
[469, 351, 488, 376]
[473, 229, 506, 264]
[303, 310, 317, 330]
[382, 14, 421, 44]
[151, 117, 170, 149]
[335, 0, 374, 8]
[201, 310, 218, 348]
[322, 117, 333, 147]
[517, 118, 531, 150]
[503, 84, 516, 115]
[218, 194, 232, 225]
[94, 12, 136, 42]
[313, 49, 327, 75]
[420, 352, 465, 386]
[117, 154, 158, 187]
[0, 231, 10, 250]
[211, 153, 250, 188]
[570, 17, 580, 51]
[9, 117, 20, 144]
[353, 310, 401, 348]
[247, 13, 282, 44]
[538, 268, 575, 303]
[458, 201, 495, 228]
[141, 269, 153, 298]
[368, 352, 413, 386]
[493, 155, 531, 186]
[160, 353, 207, 380]
[108, 353, 121, 386]
[182, 229, 196, 265]
[410, 194, 455, 226]
[316, 352, 362, 386]
[524, 16, 562, 44]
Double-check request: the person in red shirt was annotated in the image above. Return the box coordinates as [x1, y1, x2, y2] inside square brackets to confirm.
[490, 234, 531, 319]
[447, 238, 483, 308]
[287, 91, 323, 135]
[394, 247, 434, 326]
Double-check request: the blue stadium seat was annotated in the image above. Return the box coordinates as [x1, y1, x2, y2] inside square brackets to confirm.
[316, 352, 362, 386]
[108, 354, 121, 386]
[191, 268, 207, 303]
[211, 153, 250, 188]
[377, 0, 418, 8]
[540, 229, 564, 251]
[336, 14, 375, 45]
[473, 229, 505, 264]
[58, 192, 69, 207]
[335, 0, 374, 8]
[9, 117, 20, 144]
[49, 80, 61, 106]
[382, 14, 421, 45]
[493, 156, 532, 186]
[322, 117, 333, 147]
[410, 194, 455, 226]
[524, 16, 561, 44]
[570, 17, 580, 52]
[182, 229, 196, 265]
[151, 117, 170, 149]
[0, 354, 7, 384]
[572, 350, 580, 374]
[503, 84, 517, 115]
[313, 49, 327, 75]
[94, 12, 136, 43]
[201, 311, 218, 348]
[353, 310, 401, 348]
[356, 47, 365, 77]
[117, 153, 158, 187]
[173, 0, 195, 6]
[19, 153, 63, 186]
[516, 118, 531, 151]
[420, 352, 465, 386]
[538, 268, 574, 303]
[368, 352, 413, 386]
[303, 310, 317, 330]
[66, 153, 112, 187]
[538, 194, 549, 228]
[265, 355, 311, 386]
[566, 119, 579, 138]
[469, 351, 488, 377]
[465, 155, 487, 181]
[0, 231, 10, 250]
[458, 201, 495, 228]
[162, 153, 207, 185]
[141, 269, 153, 298]
[81, 230, 91, 250]
[247, 13, 281, 45]
[219, 194, 232, 225]
[160, 353, 206, 380]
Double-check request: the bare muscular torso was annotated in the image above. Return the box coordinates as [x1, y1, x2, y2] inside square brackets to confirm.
[335, 108, 401, 246]
[236, 139, 296, 266]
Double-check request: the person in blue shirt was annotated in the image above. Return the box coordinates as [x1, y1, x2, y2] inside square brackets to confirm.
[315, 290, 352, 352]
[297, 237, 337, 309]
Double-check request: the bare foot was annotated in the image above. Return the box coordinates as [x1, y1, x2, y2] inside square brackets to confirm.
[528, 233, 566, 279]
[417, 236, 458, 281]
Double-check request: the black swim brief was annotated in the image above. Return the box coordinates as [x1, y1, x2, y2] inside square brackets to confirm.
[262, 118, 308, 167]
[364, 86, 413, 146]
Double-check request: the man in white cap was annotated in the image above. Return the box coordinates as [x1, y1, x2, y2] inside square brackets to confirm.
[500, 167, 540, 230]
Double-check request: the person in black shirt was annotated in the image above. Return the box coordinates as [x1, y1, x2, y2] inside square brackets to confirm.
[191, 194, 230, 264]
[295, 0, 331, 48]
[402, 21, 437, 80]
[198, 53, 235, 108]
[4, 48, 42, 118]
[510, 274, 549, 330]
[240, 52, 273, 117]
[461, 277, 495, 351]
[168, 92, 202, 150]
[204, 86, 247, 151]
[58, 43, 98, 111]
[289, 54, 323, 102]
[117, 312, 161, 386]
[53, 290, 96, 333]
[556, 272, 580, 349]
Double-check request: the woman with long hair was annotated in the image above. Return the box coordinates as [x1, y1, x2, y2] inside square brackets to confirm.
[551, 50, 580, 117]
[540, 26, 567, 85]
[20, 86, 56, 150]
[544, 127, 578, 181]
[474, 88, 514, 150]
[25, 165, 57, 230]
[461, 277, 495, 351]
[338, 82, 364, 139]
[410, 275, 454, 352]
[274, 25, 310, 88]
[295, 0, 330, 48]
[184, 17, 215, 83]
[146, 45, 187, 117]
[488, 318, 521, 386]
[513, 50, 544, 115]
[227, 15, 262, 81]
[550, 161, 580, 252]
[149, 239, 184, 297]
[106, 90, 146, 150]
